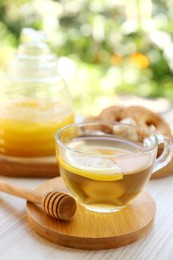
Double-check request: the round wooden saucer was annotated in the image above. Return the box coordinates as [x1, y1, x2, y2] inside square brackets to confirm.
[26, 177, 156, 250]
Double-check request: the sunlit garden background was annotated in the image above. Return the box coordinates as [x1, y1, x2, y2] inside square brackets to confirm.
[0, 0, 173, 116]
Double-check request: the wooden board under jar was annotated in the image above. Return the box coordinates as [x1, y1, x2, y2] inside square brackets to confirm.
[0, 155, 58, 178]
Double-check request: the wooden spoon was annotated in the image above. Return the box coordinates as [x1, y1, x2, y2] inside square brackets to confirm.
[0, 180, 77, 221]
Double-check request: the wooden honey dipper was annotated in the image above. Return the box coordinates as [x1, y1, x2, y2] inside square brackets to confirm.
[0, 180, 77, 221]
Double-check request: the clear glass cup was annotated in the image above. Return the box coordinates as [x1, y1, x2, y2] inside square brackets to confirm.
[55, 121, 172, 213]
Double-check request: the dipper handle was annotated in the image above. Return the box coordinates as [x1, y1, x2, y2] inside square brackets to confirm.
[0, 180, 77, 221]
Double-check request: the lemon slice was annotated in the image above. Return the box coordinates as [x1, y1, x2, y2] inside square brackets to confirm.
[57, 151, 123, 181]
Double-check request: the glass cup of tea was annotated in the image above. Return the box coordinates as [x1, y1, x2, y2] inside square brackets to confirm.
[55, 121, 172, 213]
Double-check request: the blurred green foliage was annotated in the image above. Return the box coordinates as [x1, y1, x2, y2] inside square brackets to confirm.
[0, 0, 173, 115]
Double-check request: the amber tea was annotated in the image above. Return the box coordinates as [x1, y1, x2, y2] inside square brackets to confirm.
[57, 136, 153, 212]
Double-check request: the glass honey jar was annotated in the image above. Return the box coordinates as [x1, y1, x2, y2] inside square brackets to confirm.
[0, 28, 74, 158]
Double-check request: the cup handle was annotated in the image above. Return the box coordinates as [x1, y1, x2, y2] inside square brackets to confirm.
[152, 134, 173, 174]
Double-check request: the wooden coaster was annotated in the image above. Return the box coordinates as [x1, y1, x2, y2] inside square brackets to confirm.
[26, 177, 156, 250]
[0, 155, 59, 178]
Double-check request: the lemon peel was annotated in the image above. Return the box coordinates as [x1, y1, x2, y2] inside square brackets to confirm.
[57, 155, 123, 181]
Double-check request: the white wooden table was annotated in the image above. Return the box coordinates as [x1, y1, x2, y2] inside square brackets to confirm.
[0, 174, 173, 260]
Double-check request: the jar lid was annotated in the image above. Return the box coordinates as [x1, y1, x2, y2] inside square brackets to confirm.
[18, 28, 54, 59]
[8, 28, 57, 79]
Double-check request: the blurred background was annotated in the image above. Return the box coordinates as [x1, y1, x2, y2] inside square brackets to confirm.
[0, 0, 173, 116]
